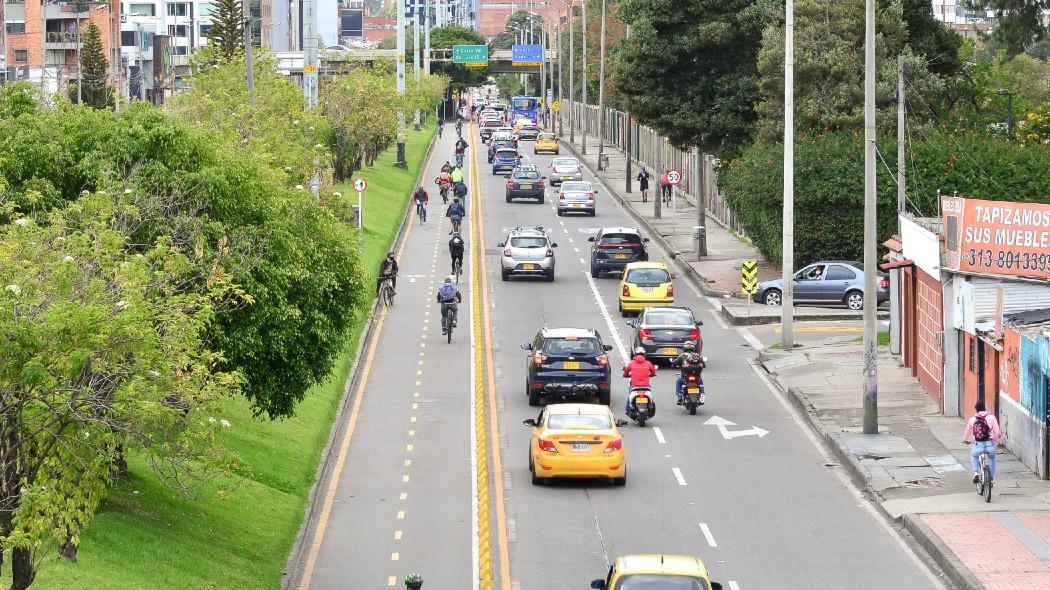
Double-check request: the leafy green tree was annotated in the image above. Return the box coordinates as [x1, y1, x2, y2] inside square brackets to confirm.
[0, 82, 38, 119]
[206, 0, 245, 61]
[68, 22, 112, 109]
[0, 193, 242, 589]
[379, 26, 489, 87]
[896, 0, 962, 77]
[612, 0, 773, 153]
[490, 9, 543, 50]
[965, 0, 1050, 56]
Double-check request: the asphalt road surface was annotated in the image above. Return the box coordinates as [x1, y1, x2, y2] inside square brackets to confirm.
[292, 122, 947, 590]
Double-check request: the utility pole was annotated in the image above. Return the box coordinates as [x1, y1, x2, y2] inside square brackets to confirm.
[1, 0, 7, 86]
[245, 17, 255, 106]
[424, 0, 431, 75]
[596, 0, 606, 170]
[625, 22, 631, 193]
[580, 0, 587, 153]
[897, 54, 905, 217]
[695, 147, 707, 255]
[556, 16, 563, 135]
[568, 2, 574, 143]
[862, 0, 878, 434]
[303, 0, 318, 108]
[396, 0, 407, 167]
[111, 0, 122, 111]
[413, 1, 421, 131]
[781, 0, 795, 350]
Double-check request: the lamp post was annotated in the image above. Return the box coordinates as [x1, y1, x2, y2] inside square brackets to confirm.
[596, 0, 606, 170]
[996, 88, 1014, 141]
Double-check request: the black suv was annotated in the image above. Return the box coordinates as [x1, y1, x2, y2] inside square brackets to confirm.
[588, 227, 650, 278]
[627, 306, 703, 364]
[506, 167, 546, 202]
[521, 328, 613, 406]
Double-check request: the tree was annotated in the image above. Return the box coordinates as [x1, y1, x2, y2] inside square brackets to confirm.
[965, 0, 1050, 56]
[430, 26, 490, 87]
[896, 0, 962, 77]
[69, 22, 112, 109]
[206, 0, 245, 62]
[611, 0, 773, 153]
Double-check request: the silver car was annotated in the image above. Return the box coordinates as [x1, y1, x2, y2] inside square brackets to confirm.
[557, 181, 597, 216]
[550, 157, 583, 186]
[498, 227, 558, 282]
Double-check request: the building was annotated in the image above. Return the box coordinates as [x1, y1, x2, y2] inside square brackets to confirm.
[120, 0, 214, 102]
[930, 1, 994, 26]
[999, 308, 1050, 477]
[478, 0, 562, 37]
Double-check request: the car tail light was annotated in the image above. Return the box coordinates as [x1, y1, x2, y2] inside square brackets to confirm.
[596, 354, 609, 366]
[587, 192, 595, 201]
[533, 382, 544, 390]
[533, 353, 547, 367]
[879, 276, 889, 289]
[686, 373, 698, 383]
[503, 248, 512, 257]
[639, 328, 652, 341]
[546, 249, 554, 257]
[598, 382, 609, 389]
[667, 284, 674, 297]
[688, 329, 700, 340]
[539, 179, 545, 188]
[597, 243, 615, 250]
[538, 439, 558, 453]
[604, 439, 622, 453]
[507, 181, 514, 189]
[622, 284, 631, 297]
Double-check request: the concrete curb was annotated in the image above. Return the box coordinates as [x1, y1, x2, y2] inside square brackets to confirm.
[722, 307, 890, 326]
[282, 133, 438, 590]
[903, 513, 984, 590]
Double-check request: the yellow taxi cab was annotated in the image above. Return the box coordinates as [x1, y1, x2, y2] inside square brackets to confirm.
[523, 403, 628, 486]
[618, 261, 674, 317]
[534, 132, 559, 154]
[591, 554, 724, 590]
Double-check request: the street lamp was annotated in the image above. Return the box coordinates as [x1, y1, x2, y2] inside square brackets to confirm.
[996, 88, 1014, 141]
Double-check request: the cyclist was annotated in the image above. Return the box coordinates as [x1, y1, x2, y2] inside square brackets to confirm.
[441, 161, 453, 174]
[450, 165, 465, 185]
[454, 138, 469, 168]
[670, 341, 705, 404]
[448, 231, 466, 276]
[438, 120, 444, 138]
[453, 180, 468, 203]
[435, 170, 452, 203]
[413, 185, 429, 223]
[963, 401, 1001, 483]
[622, 347, 656, 415]
[376, 252, 399, 296]
[436, 275, 462, 335]
[455, 118, 463, 137]
[446, 197, 466, 234]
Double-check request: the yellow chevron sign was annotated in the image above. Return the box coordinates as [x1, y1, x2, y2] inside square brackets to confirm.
[741, 260, 758, 295]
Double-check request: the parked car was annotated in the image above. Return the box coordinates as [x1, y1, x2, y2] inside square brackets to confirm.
[618, 262, 674, 316]
[506, 167, 546, 203]
[627, 307, 703, 364]
[524, 403, 626, 485]
[498, 226, 558, 281]
[752, 260, 889, 311]
[520, 328, 614, 406]
[588, 227, 650, 277]
[591, 555, 725, 590]
[492, 148, 522, 175]
[488, 138, 516, 162]
[534, 132, 559, 154]
[550, 157, 583, 186]
[557, 181, 597, 216]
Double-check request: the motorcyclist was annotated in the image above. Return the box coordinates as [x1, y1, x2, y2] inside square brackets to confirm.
[670, 341, 706, 404]
[622, 347, 657, 414]
[436, 275, 462, 335]
[376, 252, 398, 296]
[450, 165, 465, 185]
[448, 231, 465, 275]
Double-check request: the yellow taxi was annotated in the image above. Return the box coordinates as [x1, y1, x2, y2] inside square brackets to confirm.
[618, 261, 674, 317]
[591, 554, 724, 590]
[523, 403, 628, 485]
[534, 132, 559, 154]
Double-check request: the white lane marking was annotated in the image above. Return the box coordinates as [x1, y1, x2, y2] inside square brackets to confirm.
[559, 220, 565, 226]
[737, 327, 764, 350]
[672, 467, 687, 486]
[568, 237, 574, 243]
[583, 271, 629, 364]
[699, 523, 718, 547]
[579, 257, 586, 264]
[745, 360, 948, 590]
[704, 415, 769, 439]
[729, 583, 741, 590]
[711, 310, 730, 331]
[705, 296, 723, 311]
[574, 247, 580, 253]
[653, 427, 666, 444]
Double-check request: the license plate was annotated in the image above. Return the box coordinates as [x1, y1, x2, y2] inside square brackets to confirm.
[522, 263, 536, 270]
[643, 287, 654, 293]
[572, 443, 589, 453]
[661, 347, 679, 355]
[563, 175, 572, 180]
[686, 386, 700, 394]
[614, 254, 627, 259]
[635, 397, 649, 404]
[563, 361, 580, 369]
[573, 204, 583, 208]
[520, 184, 532, 189]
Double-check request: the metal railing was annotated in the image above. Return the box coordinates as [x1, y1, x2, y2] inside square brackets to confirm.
[46, 31, 81, 43]
[565, 100, 749, 237]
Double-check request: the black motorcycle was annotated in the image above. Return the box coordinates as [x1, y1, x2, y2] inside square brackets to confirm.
[675, 358, 707, 416]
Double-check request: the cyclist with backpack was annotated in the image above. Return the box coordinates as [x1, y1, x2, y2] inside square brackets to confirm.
[436, 275, 462, 335]
[963, 401, 1001, 483]
[446, 197, 466, 234]
[448, 231, 465, 276]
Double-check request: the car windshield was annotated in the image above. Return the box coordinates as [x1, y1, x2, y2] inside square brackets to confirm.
[543, 337, 601, 356]
[626, 268, 671, 286]
[614, 575, 709, 590]
[553, 159, 579, 168]
[510, 236, 547, 248]
[562, 182, 591, 192]
[514, 170, 540, 180]
[645, 309, 694, 326]
[600, 233, 643, 246]
[547, 413, 612, 430]
[538, 133, 556, 140]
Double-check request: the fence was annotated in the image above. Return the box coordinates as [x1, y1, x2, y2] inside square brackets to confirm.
[565, 100, 749, 237]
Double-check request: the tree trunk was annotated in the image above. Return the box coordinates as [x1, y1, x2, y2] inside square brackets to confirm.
[59, 537, 79, 562]
[11, 546, 35, 590]
[114, 443, 129, 477]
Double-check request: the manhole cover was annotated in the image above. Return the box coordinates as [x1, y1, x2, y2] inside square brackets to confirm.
[903, 478, 943, 488]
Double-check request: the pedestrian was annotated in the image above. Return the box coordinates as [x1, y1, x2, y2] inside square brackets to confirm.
[637, 167, 651, 202]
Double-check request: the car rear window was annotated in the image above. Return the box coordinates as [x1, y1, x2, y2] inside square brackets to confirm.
[626, 268, 671, 285]
[514, 170, 540, 180]
[484, 120, 501, 127]
[614, 575, 709, 590]
[547, 414, 612, 430]
[543, 337, 601, 356]
[497, 150, 518, 158]
[600, 233, 642, 246]
[510, 236, 547, 248]
[538, 133, 556, 140]
[562, 182, 591, 191]
[644, 308, 694, 326]
[553, 158, 579, 167]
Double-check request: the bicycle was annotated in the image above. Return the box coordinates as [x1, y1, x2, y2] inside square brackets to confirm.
[378, 276, 396, 307]
[455, 153, 465, 168]
[438, 123, 443, 138]
[966, 441, 994, 503]
[441, 302, 457, 343]
[450, 216, 462, 234]
[452, 257, 463, 284]
[439, 184, 450, 203]
[415, 199, 427, 223]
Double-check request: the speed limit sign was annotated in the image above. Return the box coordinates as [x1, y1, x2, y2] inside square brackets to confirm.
[667, 169, 682, 186]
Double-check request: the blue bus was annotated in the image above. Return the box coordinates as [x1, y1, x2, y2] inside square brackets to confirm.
[511, 96, 541, 123]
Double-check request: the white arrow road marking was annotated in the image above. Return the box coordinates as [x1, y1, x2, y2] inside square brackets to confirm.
[653, 427, 666, 444]
[699, 523, 717, 547]
[704, 415, 770, 439]
[672, 467, 687, 486]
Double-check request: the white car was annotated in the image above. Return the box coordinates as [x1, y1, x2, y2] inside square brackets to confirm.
[550, 157, 583, 186]
[558, 181, 597, 217]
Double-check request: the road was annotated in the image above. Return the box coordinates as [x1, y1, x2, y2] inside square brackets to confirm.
[291, 122, 947, 590]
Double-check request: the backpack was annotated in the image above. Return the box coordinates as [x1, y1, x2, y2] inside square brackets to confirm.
[972, 414, 991, 442]
[438, 283, 457, 302]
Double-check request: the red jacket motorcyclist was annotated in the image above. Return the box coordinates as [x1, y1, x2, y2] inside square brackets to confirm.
[623, 352, 656, 388]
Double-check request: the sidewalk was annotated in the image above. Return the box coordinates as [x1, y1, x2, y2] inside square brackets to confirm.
[761, 342, 1050, 590]
[553, 128, 779, 297]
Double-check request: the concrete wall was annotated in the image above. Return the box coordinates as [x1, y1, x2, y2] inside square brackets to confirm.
[1000, 393, 1047, 478]
[943, 276, 962, 417]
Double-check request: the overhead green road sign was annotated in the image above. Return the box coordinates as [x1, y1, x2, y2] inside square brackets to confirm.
[453, 45, 489, 64]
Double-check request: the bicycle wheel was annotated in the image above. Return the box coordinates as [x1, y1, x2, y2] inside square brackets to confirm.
[384, 283, 395, 306]
[983, 462, 993, 503]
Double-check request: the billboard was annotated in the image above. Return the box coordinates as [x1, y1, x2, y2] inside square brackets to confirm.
[942, 196, 1050, 279]
[512, 44, 543, 66]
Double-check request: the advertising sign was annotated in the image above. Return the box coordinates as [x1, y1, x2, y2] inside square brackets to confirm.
[942, 196, 1050, 279]
[512, 44, 543, 66]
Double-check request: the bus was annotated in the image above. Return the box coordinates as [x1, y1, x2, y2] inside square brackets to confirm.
[511, 96, 541, 124]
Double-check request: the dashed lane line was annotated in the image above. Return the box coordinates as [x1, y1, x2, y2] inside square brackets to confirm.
[672, 467, 688, 486]
[653, 427, 666, 444]
[583, 271, 629, 364]
[699, 523, 718, 547]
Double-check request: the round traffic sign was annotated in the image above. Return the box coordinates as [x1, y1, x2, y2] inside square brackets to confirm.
[667, 169, 682, 186]
[352, 178, 368, 192]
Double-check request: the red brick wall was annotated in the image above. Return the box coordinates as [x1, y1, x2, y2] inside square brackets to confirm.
[4, 1, 115, 77]
[1000, 326, 1021, 403]
[914, 268, 944, 406]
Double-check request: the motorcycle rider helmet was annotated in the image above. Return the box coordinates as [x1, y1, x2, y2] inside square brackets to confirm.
[633, 346, 646, 356]
[683, 341, 696, 351]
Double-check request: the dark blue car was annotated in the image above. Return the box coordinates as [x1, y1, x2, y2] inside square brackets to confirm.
[492, 148, 521, 175]
[521, 328, 613, 407]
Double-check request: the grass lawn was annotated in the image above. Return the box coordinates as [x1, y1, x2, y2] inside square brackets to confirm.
[12, 121, 436, 590]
